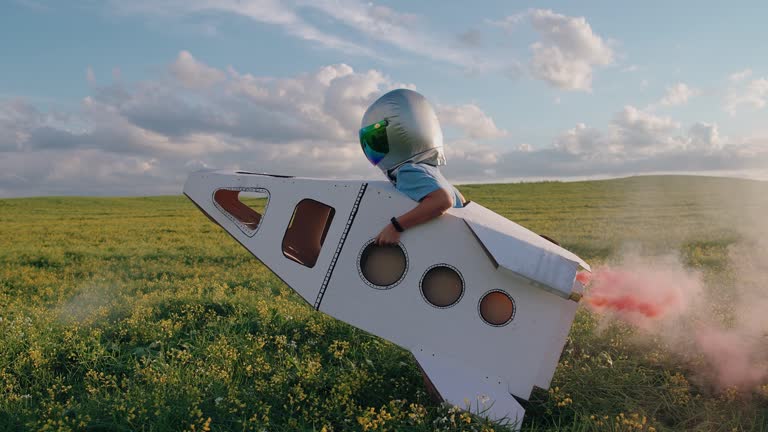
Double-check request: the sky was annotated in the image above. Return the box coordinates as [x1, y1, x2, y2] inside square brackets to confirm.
[1, 0, 767, 197]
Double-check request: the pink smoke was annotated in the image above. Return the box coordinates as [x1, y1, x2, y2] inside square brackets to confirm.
[580, 252, 768, 391]
[695, 326, 767, 389]
[582, 260, 701, 328]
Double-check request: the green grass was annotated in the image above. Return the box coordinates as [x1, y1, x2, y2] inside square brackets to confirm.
[1, 175, 767, 431]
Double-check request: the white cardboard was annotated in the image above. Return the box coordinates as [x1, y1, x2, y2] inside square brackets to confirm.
[183, 170, 590, 430]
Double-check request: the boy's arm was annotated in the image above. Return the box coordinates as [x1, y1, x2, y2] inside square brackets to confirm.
[375, 188, 453, 245]
[397, 187, 454, 229]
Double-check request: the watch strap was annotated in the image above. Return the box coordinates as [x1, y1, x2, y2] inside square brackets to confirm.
[390, 217, 405, 232]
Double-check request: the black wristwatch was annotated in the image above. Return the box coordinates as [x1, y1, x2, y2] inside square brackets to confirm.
[390, 217, 405, 233]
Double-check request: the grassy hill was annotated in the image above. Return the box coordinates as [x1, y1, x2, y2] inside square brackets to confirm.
[1, 176, 767, 431]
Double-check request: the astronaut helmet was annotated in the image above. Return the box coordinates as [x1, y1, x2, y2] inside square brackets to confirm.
[359, 88, 446, 178]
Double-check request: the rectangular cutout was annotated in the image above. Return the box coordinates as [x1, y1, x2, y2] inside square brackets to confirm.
[282, 199, 335, 268]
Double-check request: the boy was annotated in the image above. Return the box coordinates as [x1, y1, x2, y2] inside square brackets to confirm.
[358, 89, 465, 246]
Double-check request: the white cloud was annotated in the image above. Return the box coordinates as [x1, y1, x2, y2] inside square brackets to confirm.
[555, 106, 682, 157]
[304, 0, 471, 66]
[518, 143, 533, 152]
[322, 68, 397, 132]
[489, 9, 616, 88]
[729, 68, 753, 82]
[725, 76, 768, 116]
[170, 50, 225, 89]
[614, 105, 679, 135]
[67, 59, 408, 154]
[554, 122, 606, 155]
[611, 106, 682, 155]
[546, 108, 767, 174]
[109, 0, 489, 68]
[437, 103, 507, 139]
[111, 0, 373, 57]
[0, 53, 421, 196]
[47, 150, 157, 181]
[526, 9, 614, 91]
[3, 52, 768, 197]
[0, 148, 171, 196]
[444, 139, 500, 165]
[219, 62, 405, 141]
[687, 122, 722, 151]
[0, 98, 56, 152]
[659, 83, 700, 106]
[487, 12, 527, 30]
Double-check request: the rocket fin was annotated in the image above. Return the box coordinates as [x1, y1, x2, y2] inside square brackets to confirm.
[412, 349, 525, 430]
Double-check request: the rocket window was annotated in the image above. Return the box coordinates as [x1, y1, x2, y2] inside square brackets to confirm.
[358, 240, 407, 289]
[282, 199, 335, 268]
[479, 290, 515, 326]
[420, 265, 464, 308]
[213, 188, 269, 234]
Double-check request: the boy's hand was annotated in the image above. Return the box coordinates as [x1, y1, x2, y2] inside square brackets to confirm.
[375, 223, 401, 245]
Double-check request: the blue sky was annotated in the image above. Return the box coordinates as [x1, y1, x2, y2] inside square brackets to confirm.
[1, 0, 767, 197]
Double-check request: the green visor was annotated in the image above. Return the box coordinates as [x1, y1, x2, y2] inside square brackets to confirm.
[359, 120, 389, 166]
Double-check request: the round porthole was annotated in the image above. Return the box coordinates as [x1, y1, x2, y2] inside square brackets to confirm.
[358, 240, 408, 289]
[420, 264, 464, 308]
[479, 290, 515, 326]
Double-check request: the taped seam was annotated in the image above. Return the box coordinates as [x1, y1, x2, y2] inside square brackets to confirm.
[314, 183, 368, 309]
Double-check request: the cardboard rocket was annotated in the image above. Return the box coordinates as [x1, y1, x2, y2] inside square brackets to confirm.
[184, 169, 590, 429]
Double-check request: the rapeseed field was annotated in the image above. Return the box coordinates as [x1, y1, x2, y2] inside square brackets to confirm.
[1, 176, 767, 431]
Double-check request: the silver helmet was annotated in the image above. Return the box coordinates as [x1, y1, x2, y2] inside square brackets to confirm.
[359, 89, 446, 177]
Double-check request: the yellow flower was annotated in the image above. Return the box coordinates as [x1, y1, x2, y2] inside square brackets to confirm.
[460, 412, 472, 424]
[329, 340, 350, 359]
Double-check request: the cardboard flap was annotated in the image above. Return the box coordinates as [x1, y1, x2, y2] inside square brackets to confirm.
[449, 202, 590, 298]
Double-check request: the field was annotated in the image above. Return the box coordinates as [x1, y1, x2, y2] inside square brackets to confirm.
[1, 175, 768, 431]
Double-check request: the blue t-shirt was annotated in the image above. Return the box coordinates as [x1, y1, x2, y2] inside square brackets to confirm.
[392, 163, 464, 208]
